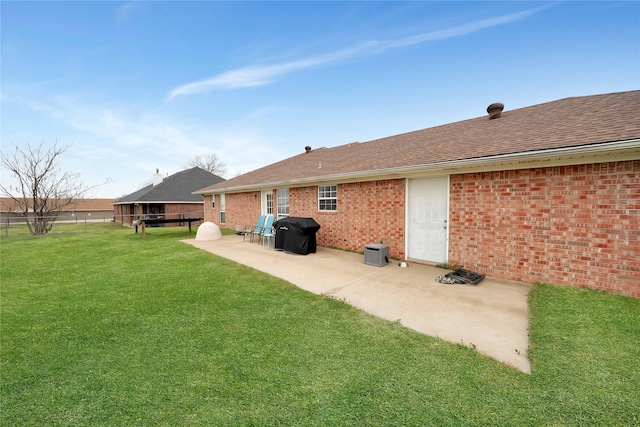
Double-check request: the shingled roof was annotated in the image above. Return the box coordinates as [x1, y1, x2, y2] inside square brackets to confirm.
[196, 91, 640, 194]
[114, 167, 225, 204]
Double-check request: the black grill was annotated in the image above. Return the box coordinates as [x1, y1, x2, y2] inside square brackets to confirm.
[273, 217, 321, 255]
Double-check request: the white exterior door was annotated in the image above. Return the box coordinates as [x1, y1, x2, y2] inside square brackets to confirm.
[407, 176, 449, 263]
[261, 190, 273, 216]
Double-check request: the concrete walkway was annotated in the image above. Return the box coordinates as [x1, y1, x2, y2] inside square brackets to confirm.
[184, 235, 532, 373]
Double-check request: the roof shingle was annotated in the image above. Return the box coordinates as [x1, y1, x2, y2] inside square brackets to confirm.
[198, 91, 640, 193]
[114, 167, 225, 203]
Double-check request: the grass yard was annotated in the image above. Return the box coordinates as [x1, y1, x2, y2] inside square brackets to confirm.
[1, 224, 639, 426]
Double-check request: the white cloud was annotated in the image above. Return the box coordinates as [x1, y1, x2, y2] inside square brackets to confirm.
[7, 91, 278, 191]
[168, 5, 549, 100]
[168, 59, 321, 98]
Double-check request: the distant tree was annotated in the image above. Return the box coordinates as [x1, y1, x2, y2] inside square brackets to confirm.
[136, 180, 153, 190]
[186, 153, 227, 177]
[0, 142, 103, 235]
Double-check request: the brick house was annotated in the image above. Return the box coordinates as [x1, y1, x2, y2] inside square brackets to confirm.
[113, 167, 225, 226]
[195, 91, 640, 297]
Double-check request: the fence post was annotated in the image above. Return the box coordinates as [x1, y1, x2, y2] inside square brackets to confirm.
[5, 218, 8, 238]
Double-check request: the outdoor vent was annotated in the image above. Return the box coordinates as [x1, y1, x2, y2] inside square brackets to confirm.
[305, 146, 312, 153]
[487, 102, 504, 119]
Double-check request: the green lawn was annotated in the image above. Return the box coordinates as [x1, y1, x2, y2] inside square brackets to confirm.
[2, 224, 639, 426]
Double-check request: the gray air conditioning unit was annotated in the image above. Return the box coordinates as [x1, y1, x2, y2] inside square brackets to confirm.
[364, 243, 389, 267]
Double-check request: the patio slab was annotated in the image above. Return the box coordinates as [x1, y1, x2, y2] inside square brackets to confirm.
[184, 234, 532, 373]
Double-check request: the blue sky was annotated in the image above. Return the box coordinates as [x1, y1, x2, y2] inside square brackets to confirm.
[2, 1, 638, 198]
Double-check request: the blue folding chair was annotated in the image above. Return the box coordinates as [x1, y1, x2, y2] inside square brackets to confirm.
[259, 215, 276, 248]
[244, 215, 266, 242]
[252, 215, 273, 244]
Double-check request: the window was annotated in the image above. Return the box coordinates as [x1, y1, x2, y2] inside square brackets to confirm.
[318, 185, 337, 211]
[277, 189, 289, 219]
[219, 194, 226, 224]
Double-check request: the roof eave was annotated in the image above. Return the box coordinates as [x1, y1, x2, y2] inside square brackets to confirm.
[196, 139, 640, 194]
[112, 200, 204, 205]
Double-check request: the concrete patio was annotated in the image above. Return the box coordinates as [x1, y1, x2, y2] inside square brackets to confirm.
[184, 234, 532, 373]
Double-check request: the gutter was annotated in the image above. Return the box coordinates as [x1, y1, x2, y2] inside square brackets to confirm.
[194, 139, 640, 195]
[112, 200, 204, 205]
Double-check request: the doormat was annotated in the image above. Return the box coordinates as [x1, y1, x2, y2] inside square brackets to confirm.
[436, 268, 485, 285]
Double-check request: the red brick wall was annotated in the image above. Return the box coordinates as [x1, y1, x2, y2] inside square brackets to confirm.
[290, 180, 406, 258]
[163, 203, 203, 218]
[204, 192, 263, 233]
[207, 181, 405, 257]
[113, 205, 128, 224]
[153, 203, 203, 227]
[203, 195, 216, 223]
[449, 160, 640, 297]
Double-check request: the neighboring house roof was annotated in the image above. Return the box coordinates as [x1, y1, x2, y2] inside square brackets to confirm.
[196, 90, 640, 194]
[73, 198, 116, 211]
[0, 197, 115, 213]
[114, 167, 225, 204]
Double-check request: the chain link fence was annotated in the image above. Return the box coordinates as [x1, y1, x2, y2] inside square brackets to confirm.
[1, 213, 204, 238]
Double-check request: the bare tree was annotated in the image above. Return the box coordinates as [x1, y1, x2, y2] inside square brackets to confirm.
[186, 153, 227, 177]
[0, 142, 103, 235]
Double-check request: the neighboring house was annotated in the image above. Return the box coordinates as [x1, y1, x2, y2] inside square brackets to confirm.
[113, 167, 225, 226]
[0, 197, 115, 221]
[195, 91, 640, 298]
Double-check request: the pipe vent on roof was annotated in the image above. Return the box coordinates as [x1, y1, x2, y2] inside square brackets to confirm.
[305, 146, 312, 153]
[487, 102, 504, 119]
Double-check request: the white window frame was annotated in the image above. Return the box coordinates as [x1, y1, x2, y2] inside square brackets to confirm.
[318, 185, 337, 212]
[219, 193, 226, 224]
[277, 188, 289, 220]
